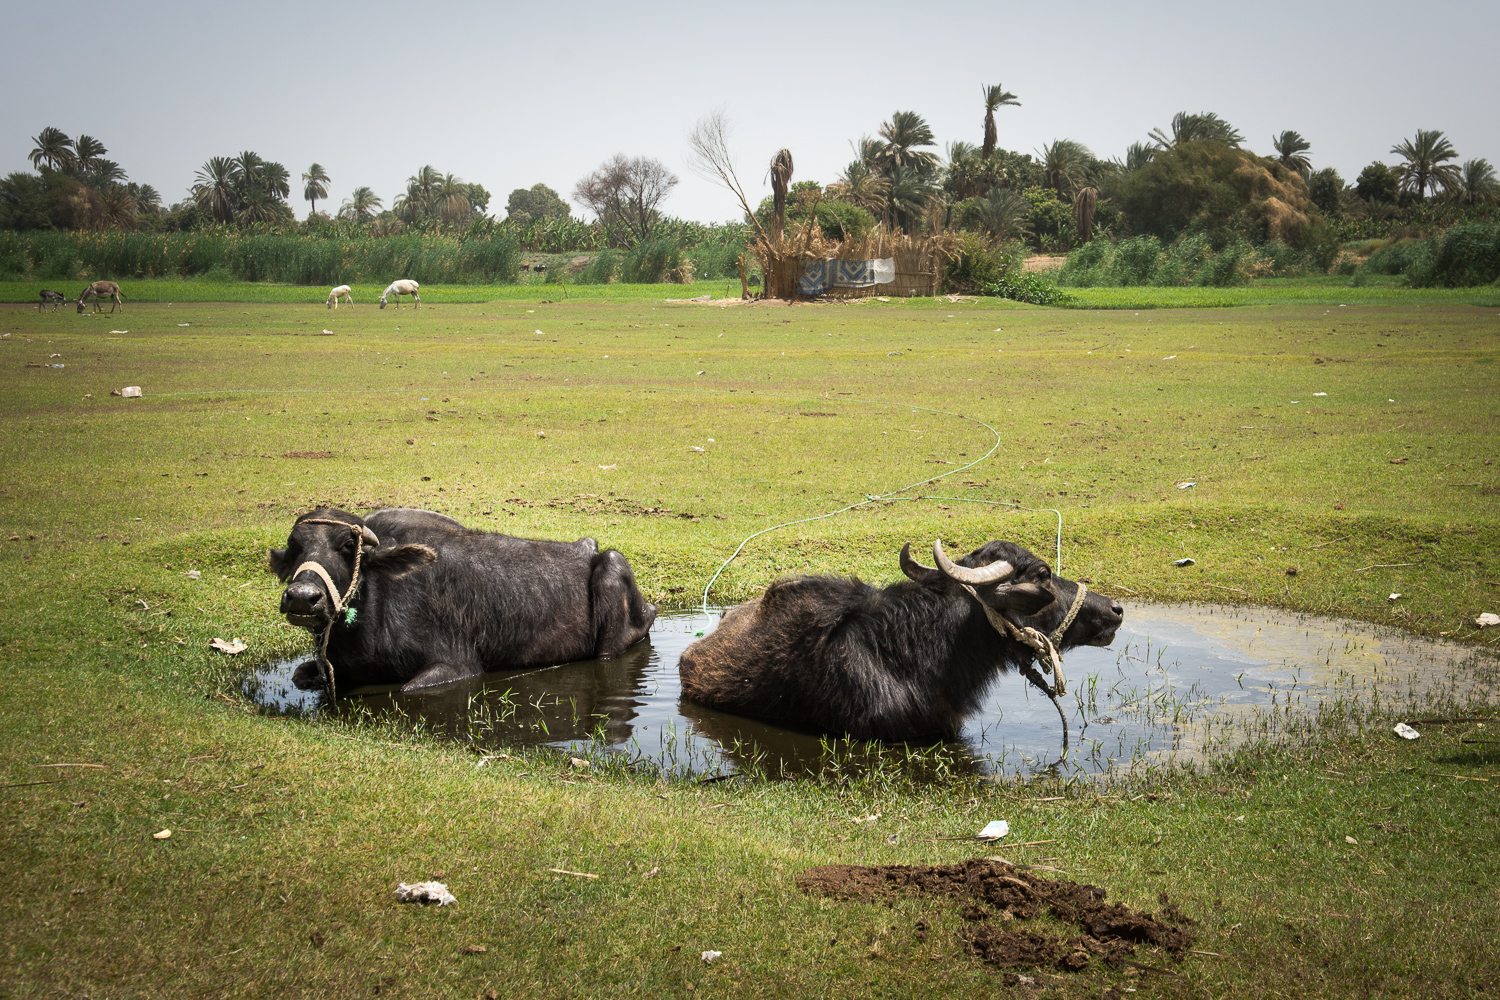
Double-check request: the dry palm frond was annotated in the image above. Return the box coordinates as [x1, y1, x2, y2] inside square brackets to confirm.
[1073, 187, 1098, 243]
[770, 149, 794, 238]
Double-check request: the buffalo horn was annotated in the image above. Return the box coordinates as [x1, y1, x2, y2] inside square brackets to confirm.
[933, 539, 1014, 585]
[899, 542, 940, 581]
[360, 525, 380, 547]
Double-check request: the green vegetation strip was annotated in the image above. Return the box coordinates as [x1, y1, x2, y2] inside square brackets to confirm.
[2, 297, 1497, 997]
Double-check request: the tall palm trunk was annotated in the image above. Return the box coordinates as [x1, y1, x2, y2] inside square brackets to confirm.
[770, 149, 794, 240]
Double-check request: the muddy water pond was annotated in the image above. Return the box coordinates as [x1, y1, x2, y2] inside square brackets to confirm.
[245, 603, 1499, 779]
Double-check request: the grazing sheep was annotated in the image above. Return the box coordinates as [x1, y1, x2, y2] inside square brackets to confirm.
[379, 279, 420, 310]
[326, 285, 354, 309]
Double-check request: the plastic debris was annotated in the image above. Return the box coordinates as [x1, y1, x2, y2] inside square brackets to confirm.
[111, 386, 142, 398]
[1173, 558, 1196, 567]
[1393, 723, 1420, 740]
[153, 829, 171, 840]
[568, 757, 590, 770]
[598, 464, 617, 471]
[701, 950, 722, 964]
[534, 329, 545, 335]
[1313, 392, 1327, 396]
[183, 570, 202, 580]
[1176, 481, 1196, 489]
[1388, 593, 1402, 602]
[1476, 613, 1500, 628]
[977, 820, 1010, 841]
[689, 446, 705, 453]
[209, 637, 247, 655]
[395, 881, 457, 906]
[177, 323, 190, 327]
[109, 330, 128, 334]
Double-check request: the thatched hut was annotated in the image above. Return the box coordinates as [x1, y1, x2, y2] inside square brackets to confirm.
[754, 225, 956, 300]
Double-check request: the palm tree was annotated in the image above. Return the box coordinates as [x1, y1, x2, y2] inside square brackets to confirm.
[88, 159, 128, 186]
[945, 141, 989, 200]
[302, 163, 330, 215]
[436, 173, 473, 225]
[236, 187, 282, 224]
[340, 186, 382, 222]
[1390, 129, 1462, 200]
[1454, 159, 1499, 207]
[97, 186, 137, 229]
[1037, 139, 1092, 202]
[980, 84, 1020, 160]
[884, 164, 934, 232]
[193, 156, 241, 223]
[73, 135, 108, 172]
[876, 111, 940, 174]
[127, 183, 162, 215]
[1149, 112, 1243, 149]
[28, 127, 75, 171]
[973, 187, 1032, 240]
[1272, 131, 1313, 177]
[1121, 142, 1155, 172]
[827, 158, 889, 214]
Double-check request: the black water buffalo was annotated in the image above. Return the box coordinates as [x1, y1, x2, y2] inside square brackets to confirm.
[269, 507, 657, 692]
[678, 539, 1123, 741]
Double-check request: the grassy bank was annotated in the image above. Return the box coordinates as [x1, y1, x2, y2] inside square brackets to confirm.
[2, 296, 1497, 997]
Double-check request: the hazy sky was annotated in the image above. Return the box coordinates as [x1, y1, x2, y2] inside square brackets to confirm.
[4, 0, 1496, 222]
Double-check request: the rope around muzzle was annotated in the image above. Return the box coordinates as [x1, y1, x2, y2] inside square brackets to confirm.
[290, 518, 374, 703]
[958, 581, 1089, 747]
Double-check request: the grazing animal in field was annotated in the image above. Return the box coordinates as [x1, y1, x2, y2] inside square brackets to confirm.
[76, 280, 123, 313]
[678, 539, 1123, 741]
[269, 507, 657, 692]
[378, 279, 420, 309]
[38, 290, 67, 312]
[326, 284, 354, 309]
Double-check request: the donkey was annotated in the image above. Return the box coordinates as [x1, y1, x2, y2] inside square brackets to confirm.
[77, 281, 123, 314]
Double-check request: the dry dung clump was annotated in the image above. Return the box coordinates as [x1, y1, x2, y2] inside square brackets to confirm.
[796, 858, 1195, 973]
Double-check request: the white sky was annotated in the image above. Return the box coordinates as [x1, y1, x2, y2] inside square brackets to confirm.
[4, 0, 1496, 223]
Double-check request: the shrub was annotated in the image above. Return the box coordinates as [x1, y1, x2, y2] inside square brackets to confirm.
[1420, 222, 1500, 287]
[944, 233, 1021, 292]
[978, 271, 1069, 305]
[575, 250, 618, 284]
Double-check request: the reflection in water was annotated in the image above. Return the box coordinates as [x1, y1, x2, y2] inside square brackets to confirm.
[244, 604, 1500, 780]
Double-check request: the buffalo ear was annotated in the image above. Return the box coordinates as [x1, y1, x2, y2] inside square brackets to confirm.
[990, 582, 1056, 616]
[364, 543, 438, 578]
[268, 547, 293, 581]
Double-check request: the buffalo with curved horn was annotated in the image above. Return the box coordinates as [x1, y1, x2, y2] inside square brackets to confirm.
[678, 539, 1123, 741]
[269, 507, 657, 693]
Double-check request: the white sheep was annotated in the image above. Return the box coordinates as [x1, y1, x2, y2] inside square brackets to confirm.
[326, 285, 354, 309]
[379, 279, 421, 310]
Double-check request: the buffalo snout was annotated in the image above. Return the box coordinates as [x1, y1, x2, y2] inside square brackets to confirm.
[280, 581, 329, 627]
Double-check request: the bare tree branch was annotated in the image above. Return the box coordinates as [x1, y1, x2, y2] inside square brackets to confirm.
[686, 111, 768, 242]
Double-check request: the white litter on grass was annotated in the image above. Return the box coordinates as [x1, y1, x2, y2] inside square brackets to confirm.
[1174, 558, 1196, 567]
[153, 829, 171, 840]
[700, 950, 722, 964]
[1394, 723, 1420, 740]
[534, 329, 545, 335]
[183, 570, 201, 580]
[322, 329, 333, 335]
[178, 323, 190, 327]
[210, 638, 246, 655]
[1313, 392, 1328, 396]
[689, 446, 705, 452]
[395, 881, 457, 906]
[1162, 355, 1177, 360]
[109, 330, 128, 334]
[1176, 481, 1196, 489]
[977, 820, 1010, 841]
[1476, 613, 1500, 627]
[1389, 593, 1402, 602]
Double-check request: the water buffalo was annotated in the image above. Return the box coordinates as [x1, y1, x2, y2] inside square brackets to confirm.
[678, 539, 1123, 742]
[269, 507, 657, 692]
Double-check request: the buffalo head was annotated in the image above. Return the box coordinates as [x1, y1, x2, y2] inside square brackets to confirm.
[268, 508, 436, 630]
[900, 539, 1123, 648]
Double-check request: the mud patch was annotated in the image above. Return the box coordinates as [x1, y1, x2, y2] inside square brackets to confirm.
[797, 858, 1194, 973]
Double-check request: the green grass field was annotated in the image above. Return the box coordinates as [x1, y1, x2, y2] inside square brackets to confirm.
[2, 294, 1498, 998]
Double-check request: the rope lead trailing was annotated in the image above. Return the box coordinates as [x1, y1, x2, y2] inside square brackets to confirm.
[294, 518, 371, 704]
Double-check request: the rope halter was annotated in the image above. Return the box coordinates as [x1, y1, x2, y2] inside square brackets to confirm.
[288, 517, 380, 702]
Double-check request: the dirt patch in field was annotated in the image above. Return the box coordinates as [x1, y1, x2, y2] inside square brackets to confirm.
[797, 858, 1195, 973]
[1023, 255, 1068, 272]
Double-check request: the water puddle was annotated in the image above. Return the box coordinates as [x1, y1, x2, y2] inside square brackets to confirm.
[243, 603, 1500, 779]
